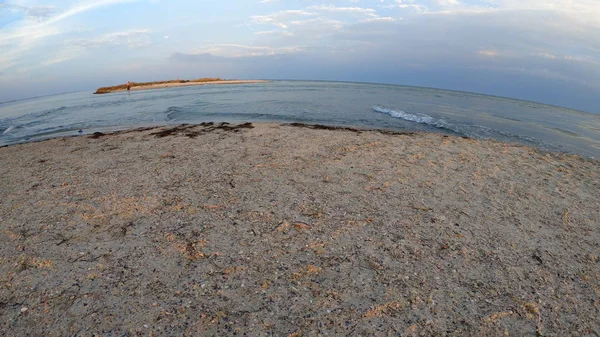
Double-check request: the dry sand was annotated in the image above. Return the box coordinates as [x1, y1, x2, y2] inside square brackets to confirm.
[0, 123, 599, 336]
[107, 80, 268, 94]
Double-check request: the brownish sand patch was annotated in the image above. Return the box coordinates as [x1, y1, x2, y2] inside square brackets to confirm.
[0, 123, 599, 336]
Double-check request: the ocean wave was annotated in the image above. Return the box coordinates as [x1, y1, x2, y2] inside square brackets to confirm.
[373, 105, 454, 132]
[37, 106, 67, 118]
[372, 105, 545, 147]
[164, 106, 186, 121]
[2, 125, 15, 135]
[0, 106, 69, 129]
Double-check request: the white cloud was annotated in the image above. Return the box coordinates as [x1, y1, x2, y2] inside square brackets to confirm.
[564, 55, 599, 65]
[478, 50, 498, 57]
[229, 0, 598, 79]
[188, 44, 304, 58]
[382, 1, 428, 12]
[308, 5, 377, 16]
[254, 30, 278, 35]
[41, 50, 79, 67]
[437, 0, 459, 6]
[0, 4, 58, 21]
[251, 10, 315, 29]
[0, 0, 143, 75]
[361, 16, 396, 23]
[538, 52, 556, 60]
[69, 29, 151, 49]
[43, 0, 141, 26]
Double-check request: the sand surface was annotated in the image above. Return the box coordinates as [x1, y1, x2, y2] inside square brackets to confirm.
[0, 123, 599, 336]
[104, 80, 268, 94]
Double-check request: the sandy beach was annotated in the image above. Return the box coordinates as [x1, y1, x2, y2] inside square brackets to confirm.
[0, 123, 598, 336]
[95, 80, 269, 94]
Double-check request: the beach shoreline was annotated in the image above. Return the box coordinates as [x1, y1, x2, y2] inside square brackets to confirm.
[1, 122, 598, 336]
[94, 79, 269, 94]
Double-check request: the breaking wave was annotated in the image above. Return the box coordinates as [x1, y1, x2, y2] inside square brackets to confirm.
[164, 106, 187, 121]
[2, 125, 15, 135]
[372, 105, 545, 148]
[373, 105, 451, 131]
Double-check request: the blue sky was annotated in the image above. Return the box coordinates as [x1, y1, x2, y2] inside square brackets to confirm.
[0, 0, 599, 113]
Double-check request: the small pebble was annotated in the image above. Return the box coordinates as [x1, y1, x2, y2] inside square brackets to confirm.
[20, 307, 28, 313]
[144, 324, 149, 328]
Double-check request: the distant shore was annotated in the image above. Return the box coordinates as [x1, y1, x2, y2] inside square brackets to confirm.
[94, 79, 268, 94]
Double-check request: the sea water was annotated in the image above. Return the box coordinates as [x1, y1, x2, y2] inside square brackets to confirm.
[1, 81, 599, 158]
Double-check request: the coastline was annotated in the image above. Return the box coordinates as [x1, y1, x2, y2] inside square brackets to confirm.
[1, 123, 598, 336]
[94, 79, 269, 94]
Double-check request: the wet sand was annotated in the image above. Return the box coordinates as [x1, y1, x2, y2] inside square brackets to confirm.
[0, 123, 599, 336]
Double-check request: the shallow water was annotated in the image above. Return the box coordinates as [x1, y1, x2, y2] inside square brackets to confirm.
[1, 80, 599, 158]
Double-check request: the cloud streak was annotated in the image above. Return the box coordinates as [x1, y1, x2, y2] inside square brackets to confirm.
[69, 29, 151, 49]
[0, 0, 142, 75]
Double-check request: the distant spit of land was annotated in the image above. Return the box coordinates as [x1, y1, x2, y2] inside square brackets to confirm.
[94, 78, 268, 94]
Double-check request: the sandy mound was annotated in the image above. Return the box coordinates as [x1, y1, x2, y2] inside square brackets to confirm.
[1, 123, 598, 336]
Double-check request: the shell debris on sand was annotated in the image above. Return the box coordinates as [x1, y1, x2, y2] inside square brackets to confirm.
[0, 122, 599, 336]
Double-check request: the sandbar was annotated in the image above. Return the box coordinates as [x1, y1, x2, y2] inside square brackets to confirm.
[94, 79, 269, 94]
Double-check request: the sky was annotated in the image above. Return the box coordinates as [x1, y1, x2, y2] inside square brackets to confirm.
[0, 0, 599, 113]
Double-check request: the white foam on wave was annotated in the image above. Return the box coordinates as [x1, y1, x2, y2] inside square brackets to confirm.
[372, 105, 549, 148]
[372, 105, 448, 129]
[2, 125, 14, 135]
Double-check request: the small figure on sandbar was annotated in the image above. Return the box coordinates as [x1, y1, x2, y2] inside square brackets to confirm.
[127, 81, 131, 91]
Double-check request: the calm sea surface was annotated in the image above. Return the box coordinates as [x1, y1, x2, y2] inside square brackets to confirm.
[1, 81, 599, 158]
